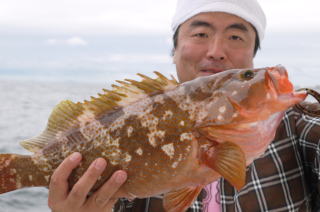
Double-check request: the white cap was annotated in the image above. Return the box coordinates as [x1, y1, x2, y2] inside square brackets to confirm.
[171, 0, 267, 40]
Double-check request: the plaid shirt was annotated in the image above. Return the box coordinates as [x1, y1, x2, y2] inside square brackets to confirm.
[115, 104, 320, 212]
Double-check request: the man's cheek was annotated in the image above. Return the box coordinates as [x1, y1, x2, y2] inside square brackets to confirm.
[180, 44, 203, 62]
[232, 50, 254, 68]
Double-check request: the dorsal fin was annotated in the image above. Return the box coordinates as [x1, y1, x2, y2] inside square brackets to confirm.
[20, 71, 178, 152]
[20, 100, 84, 153]
[84, 71, 178, 116]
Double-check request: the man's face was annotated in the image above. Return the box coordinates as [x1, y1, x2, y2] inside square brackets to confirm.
[173, 12, 256, 83]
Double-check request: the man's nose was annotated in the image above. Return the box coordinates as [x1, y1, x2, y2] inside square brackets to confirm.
[206, 37, 226, 61]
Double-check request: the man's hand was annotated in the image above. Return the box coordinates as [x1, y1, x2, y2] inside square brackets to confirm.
[48, 152, 127, 212]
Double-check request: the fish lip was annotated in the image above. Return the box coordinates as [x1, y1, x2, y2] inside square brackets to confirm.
[266, 66, 293, 95]
[278, 90, 307, 104]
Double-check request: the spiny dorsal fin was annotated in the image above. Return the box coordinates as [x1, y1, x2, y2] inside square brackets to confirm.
[84, 71, 178, 116]
[20, 71, 178, 152]
[20, 100, 84, 153]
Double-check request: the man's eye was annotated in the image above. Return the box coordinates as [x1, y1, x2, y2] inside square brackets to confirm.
[193, 33, 208, 38]
[230, 35, 243, 41]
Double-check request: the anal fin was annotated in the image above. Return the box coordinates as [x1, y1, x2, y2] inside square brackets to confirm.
[163, 186, 203, 212]
[204, 142, 246, 190]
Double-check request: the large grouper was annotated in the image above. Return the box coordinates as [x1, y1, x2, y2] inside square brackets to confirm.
[0, 66, 306, 211]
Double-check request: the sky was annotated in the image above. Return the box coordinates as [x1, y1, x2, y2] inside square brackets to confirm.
[0, 0, 319, 85]
[0, 0, 320, 34]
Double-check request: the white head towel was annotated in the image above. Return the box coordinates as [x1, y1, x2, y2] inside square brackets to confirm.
[172, 0, 266, 40]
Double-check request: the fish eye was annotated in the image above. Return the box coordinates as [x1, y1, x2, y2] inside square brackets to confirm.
[241, 70, 254, 80]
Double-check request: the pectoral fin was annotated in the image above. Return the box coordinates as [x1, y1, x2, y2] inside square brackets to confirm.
[204, 142, 246, 190]
[163, 186, 203, 212]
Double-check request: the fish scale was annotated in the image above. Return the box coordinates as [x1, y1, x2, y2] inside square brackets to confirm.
[0, 66, 307, 211]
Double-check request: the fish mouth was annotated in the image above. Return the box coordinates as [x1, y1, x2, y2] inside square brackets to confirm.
[265, 66, 307, 102]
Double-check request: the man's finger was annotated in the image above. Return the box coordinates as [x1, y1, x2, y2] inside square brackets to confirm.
[91, 170, 127, 208]
[48, 152, 82, 206]
[66, 158, 107, 207]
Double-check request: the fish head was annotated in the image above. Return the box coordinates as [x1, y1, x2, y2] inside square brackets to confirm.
[197, 65, 306, 126]
[196, 66, 307, 163]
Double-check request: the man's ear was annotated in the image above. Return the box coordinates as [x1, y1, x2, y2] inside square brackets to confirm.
[172, 49, 177, 64]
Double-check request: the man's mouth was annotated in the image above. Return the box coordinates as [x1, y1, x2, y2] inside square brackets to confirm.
[199, 69, 224, 75]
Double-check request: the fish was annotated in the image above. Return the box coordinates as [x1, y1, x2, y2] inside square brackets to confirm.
[0, 65, 306, 211]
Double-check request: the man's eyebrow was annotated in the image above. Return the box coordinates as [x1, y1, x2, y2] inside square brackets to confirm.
[189, 20, 214, 29]
[189, 21, 249, 32]
[226, 23, 248, 32]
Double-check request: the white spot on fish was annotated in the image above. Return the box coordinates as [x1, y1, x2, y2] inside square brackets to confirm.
[148, 134, 157, 147]
[123, 152, 132, 163]
[79, 118, 110, 142]
[161, 143, 175, 159]
[180, 132, 193, 141]
[217, 115, 224, 121]
[172, 161, 179, 168]
[163, 110, 173, 119]
[109, 149, 122, 165]
[179, 121, 185, 126]
[136, 148, 143, 156]
[232, 91, 238, 96]
[172, 154, 183, 168]
[111, 138, 120, 147]
[127, 126, 133, 137]
[141, 114, 159, 128]
[232, 113, 238, 118]
[219, 106, 226, 113]
[147, 130, 165, 147]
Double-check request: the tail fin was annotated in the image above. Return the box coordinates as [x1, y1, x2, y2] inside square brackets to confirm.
[0, 154, 49, 194]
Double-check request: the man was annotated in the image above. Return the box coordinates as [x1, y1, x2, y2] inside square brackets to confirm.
[48, 0, 320, 211]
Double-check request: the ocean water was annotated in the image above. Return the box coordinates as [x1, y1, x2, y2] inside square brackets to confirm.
[0, 79, 104, 212]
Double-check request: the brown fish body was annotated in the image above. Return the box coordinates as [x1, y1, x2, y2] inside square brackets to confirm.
[32, 80, 218, 197]
[0, 66, 306, 211]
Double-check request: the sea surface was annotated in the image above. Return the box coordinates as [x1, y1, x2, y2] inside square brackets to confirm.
[0, 79, 104, 212]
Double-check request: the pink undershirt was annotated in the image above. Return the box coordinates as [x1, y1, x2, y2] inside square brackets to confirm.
[202, 181, 221, 212]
